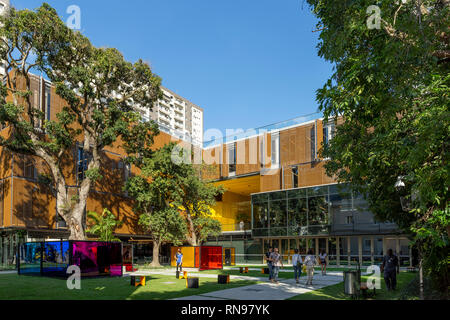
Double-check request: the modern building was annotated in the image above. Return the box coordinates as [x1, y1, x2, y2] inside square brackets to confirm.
[202, 114, 413, 267]
[0, 69, 413, 268]
[137, 86, 204, 147]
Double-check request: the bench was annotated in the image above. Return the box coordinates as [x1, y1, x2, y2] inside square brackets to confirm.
[239, 267, 249, 274]
[130, 273, 148, 287]
[407, 266, 416, 272]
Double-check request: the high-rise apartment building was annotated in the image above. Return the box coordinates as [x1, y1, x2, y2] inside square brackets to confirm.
[139, 86, 204, 147]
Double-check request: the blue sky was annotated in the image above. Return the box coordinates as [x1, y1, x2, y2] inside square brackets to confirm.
[14, 0, 333, 134]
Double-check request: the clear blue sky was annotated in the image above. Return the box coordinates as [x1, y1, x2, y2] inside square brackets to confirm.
[14, 0, 333, 134]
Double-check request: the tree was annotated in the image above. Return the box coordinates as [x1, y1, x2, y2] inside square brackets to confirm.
[0, 4, 161, 239]
[125, 144, 188, 267]
[173, 145, 225, 246]
[307, 0, 449, 297]
[86, 208, 123, 242]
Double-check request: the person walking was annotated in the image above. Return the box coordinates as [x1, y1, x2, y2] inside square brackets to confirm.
[269, 247, 283, 284]
[175, 248, 183, 273]
[319, 249, 327, 275]
[292, 249, 303, 284]
[304, 249, 317, 286]
[381, 248, 399, 291]
[265, 247, 273, 281]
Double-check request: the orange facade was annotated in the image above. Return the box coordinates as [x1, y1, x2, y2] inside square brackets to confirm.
[202, 118, 337, 229]
[0, 73, 183, 238]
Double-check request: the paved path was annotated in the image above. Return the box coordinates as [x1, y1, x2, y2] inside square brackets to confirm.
[131, 268, 350, 300]
[173, 271, 345, 300]
[0, 270, 16, 275]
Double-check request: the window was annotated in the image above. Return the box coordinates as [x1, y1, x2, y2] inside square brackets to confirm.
[228, 144, 236, 176]
[24, 160, 36, 179]
[346, 216, 354, 224]
[259, 135, 265, 168]
[323, 122, 336, 147]
[270, 132, 279, 168]
[310, 125, 316, 161]
[76, 147, 90, 183]
[45, 85, 51, 121]
[292, 167, 298, 188]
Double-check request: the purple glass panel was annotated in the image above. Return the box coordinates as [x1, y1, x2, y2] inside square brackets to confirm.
[71, 241, 100, 276]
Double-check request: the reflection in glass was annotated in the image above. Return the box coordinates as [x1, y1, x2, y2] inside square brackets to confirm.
[308, 196, 329, 225]
[253, 202, 269, 229]
[287, 198, 307, 235]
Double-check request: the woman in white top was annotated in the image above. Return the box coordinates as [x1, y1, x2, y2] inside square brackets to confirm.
[303, 249, 317, 285]
[319, 250, 328, 275]
[292, 249, 303, 284]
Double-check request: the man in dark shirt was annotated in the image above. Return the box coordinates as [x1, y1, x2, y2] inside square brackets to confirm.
[265, 247, 273, 281]
[381, 249, 399, 290]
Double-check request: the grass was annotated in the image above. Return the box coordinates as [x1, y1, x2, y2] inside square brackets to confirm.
[0, 273, 259, 300]
[288, 271, 418, 300]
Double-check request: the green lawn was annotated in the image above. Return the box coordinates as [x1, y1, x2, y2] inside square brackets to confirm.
[288, 272, 418, 300]
[0, 273, 259, 300]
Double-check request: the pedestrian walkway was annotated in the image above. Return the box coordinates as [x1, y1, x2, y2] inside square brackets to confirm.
[173, 271, 346, 300]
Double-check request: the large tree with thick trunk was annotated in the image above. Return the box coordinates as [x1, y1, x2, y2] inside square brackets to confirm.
[0, 4, 161, 240]
[306, 0, 449, 298]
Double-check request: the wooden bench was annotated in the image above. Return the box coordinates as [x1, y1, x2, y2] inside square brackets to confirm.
[407, 266, 416, 272]
[239, 267, 249, 274]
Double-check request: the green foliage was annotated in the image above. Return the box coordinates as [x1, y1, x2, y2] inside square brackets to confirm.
[307, 0, 449, 296]
[86, 208, 122, 242]
[0, 3, 161, 240]
[126, 143, 224, 246]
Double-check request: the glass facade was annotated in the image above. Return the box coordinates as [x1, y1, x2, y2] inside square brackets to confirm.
[251, 183, 399, 237]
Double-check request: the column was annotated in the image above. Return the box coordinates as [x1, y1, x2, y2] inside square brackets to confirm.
[325, 238, 329, 265]
[306, 238, 309, 253]
[347, 237, 351, 266]
[396, 237, 400, 256]
[358, 236, 363, 266]
[382, 236, 387, 256]
[336, 237, 340, 267]
[370, 237, 374, 265]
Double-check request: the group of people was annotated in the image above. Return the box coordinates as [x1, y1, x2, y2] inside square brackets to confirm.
[265, 247, 328, 285]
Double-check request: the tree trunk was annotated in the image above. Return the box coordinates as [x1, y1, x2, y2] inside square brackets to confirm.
[68, 216, 85, 240]
[150, 240, 161, 267]
[185, 213, 198, 246]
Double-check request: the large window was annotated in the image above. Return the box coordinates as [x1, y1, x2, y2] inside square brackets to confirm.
[270, 132, 279, 168]
[251, 183, 398, 237]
